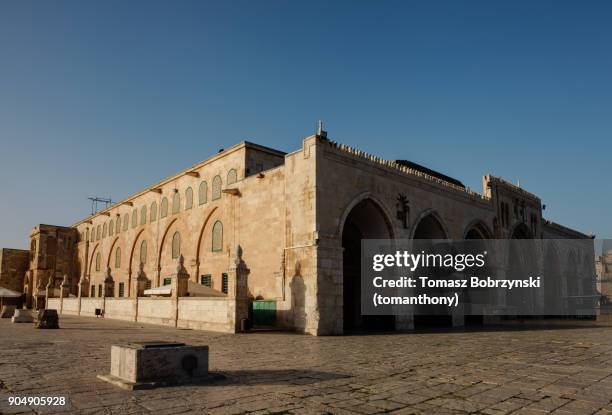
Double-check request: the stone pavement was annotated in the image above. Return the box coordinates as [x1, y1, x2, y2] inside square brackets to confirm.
[1, 316, 612, 414]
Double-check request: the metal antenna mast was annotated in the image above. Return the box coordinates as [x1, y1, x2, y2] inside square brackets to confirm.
[88, 197, 112, 215]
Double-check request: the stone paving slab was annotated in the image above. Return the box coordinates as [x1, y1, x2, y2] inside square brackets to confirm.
[1, 316, 612, 414]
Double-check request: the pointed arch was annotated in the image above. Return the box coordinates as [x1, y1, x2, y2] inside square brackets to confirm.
[509, 222, 533, 239]
[157, 218, 179, 272]
[128, 229, 146, 272]
[195, 207, 219, 258]
[337, 192, 396, 239]
[463, 219, 493, 239]
[106, 237, 120, 269]
[194, 207, 219, 277]
[411, 209, 449, 239]
[88, 243, 100, 275]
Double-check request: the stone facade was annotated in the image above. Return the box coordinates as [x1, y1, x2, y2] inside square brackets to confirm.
[0, 248, 29, 292]
[597, 245, 612, 310]
[23, 224, 78, 309]
[3, 131, 597, 335]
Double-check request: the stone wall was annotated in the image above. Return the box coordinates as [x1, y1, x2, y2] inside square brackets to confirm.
[0, 248, 29, 291]
[137, 298, 176, 326]
[104, 298, 137, 321]
[80, 297, 104, 317]
[177, 297, 236, 333]
[48, 296, 239, 333]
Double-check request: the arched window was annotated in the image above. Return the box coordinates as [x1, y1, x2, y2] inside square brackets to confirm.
[199, 181, 207, 205]
[160, 198, 168, 218]
[212, 175, 222, 200]
[102, 223, 107, 238]
[227, 169, 237, 185]
[185, 187, 193, 210]
[95, 252, 101, 272]
[171, 232, 181, 259]
[96, 225, 101, 241]
[172, 191, 180, 214]
[139, 240, 147, 264]
[109, 219, 114, 236]
[115, 247, 121, 269]
[115, 217, 121, 234]
[131, 209, 138, 228]
[140, 206, 147, 226]
[150, 202, 157, 222]
[90, 229, 95, 242]
[123, 214, 129, 231]
[212, 221, 223, 252]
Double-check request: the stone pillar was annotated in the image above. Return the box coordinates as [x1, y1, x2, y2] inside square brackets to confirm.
[35, 278, 45, 310]
[228, 246, 250, 331]
[45, 277, 54, 308]
[133, 262, 148, 298]
[24, 272, 32, 309]
[77, 274, 89, 316]
[60, 274, 70, 298]
[78, 275, 90, 298]
[103, 267, 115, 298]
[171, 256, 190, 299]
[59, 274, 70, 314]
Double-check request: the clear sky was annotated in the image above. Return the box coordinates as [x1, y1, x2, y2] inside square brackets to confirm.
[0, 0, 610, 249]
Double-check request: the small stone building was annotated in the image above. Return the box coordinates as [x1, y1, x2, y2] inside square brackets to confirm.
[5, 130, 597, 334]
[0, 248, 29, 292]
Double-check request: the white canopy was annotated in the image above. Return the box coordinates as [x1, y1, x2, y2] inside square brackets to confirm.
[0, 287, 22, 297]
[143, 285, 172, 296]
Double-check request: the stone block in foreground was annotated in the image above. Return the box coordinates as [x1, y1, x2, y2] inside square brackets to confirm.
[35, 309, 59, 329]
[12, 309, 33, 323]
[97, 342, 211, 390]
[0, 305, 15, 318]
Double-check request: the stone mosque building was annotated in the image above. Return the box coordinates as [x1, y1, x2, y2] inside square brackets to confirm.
[0, 128, 597, 335]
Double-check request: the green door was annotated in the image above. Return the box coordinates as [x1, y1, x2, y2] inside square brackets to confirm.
[252, 300, 276, 326]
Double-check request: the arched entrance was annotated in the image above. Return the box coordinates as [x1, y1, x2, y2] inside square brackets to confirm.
[412, 213, 452, 328]
[342, 198, 395, 332]
[413, 213, 447, 239]
[507, 222, 536, 316]
[463, 221, 491, 326]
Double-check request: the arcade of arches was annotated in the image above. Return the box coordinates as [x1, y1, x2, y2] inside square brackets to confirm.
[9, 134, 595, 335]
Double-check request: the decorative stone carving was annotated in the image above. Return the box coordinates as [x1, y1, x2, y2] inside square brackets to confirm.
[171, 255, 189, 298]
[103, 267, 115, 298]
[396, 193, 410, 229]
[60, 274, 70, 299]
[134, 262, 148, 297]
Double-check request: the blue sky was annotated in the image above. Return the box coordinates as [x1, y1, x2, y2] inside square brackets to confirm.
[0, 0, 610, 249]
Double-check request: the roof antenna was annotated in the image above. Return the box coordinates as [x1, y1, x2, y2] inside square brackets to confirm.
[316, 120, 327, 138]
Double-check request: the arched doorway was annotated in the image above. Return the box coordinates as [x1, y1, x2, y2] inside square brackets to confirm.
[342, 198, 395, 332]
[510, 223, 532, 239]
[463, 221, 491, 326]
[507, 222, 536, 317]
[413, 213, 447, 239]
[412, 213, 452, 328]
[543, 245, 563, 316]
